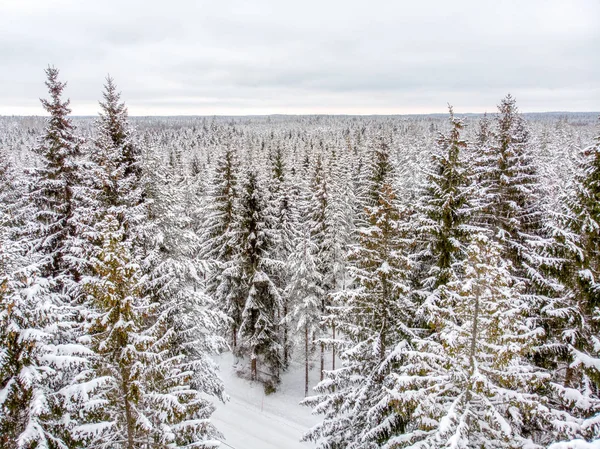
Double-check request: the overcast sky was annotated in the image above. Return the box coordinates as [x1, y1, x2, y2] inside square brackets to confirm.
[1, 0, 598, 115]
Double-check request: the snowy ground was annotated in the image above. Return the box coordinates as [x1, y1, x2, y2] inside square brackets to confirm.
[212, 352, 325, 449]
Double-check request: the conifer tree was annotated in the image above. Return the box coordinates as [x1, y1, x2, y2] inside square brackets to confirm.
[267, 145, 299, 367]
[137, 149, 228, 442]
[237, 171, 283, 386]
[303, 182, 415, 448]
[201, 147, 241, 349]
[473, 94, 546, 280]
[0, 150, 85, 449]
[418, 107, 474, 290]
[0, 242, 77, 449]
[324, 151, 356, 371]
[366, 136, 395, 207]
[27, 66, 85, 284]
[546, 119, 600, 443]
[74, 215, 223, 449]
[10, 67, 90, 448]
[90, 76, 143, 219]
[287, 231, 323, 396]
[70, 80, 226, 448]
[305, 155, 334, 380]
[386, 235, 574, 448]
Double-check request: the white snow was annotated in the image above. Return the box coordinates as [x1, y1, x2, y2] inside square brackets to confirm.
[549, 440, 600, 449]
[212, 352, 320, 449]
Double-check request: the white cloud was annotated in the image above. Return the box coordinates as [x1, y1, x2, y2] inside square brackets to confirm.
[1, 0, 598, 115]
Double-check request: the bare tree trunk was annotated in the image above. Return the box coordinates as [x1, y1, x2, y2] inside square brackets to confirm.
[284, 303, 289, 367]
[332, 323, 336, 371]
[251, 355, 257, 381]
[232, 324, 237, 350]
[320, 341, 325, 381]
[305, 324, 309, 397]
[466, 283, 481, 414]
[121, 370, 136, 449]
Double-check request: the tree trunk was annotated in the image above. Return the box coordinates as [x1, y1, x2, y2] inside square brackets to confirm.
[564, 365, 574, 388]
[320, 341, 324, 381]
[251, 354, 257, 381]
[332, 322, 336, 371]
[305, 324, 309, 397]
[121, 370, 136, 449]
[232, 324, 237, 350]
[284, 303, 289, 367]
[466, 283, 481, 411]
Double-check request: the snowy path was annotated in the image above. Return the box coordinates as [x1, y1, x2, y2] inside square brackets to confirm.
[212, 353, 321, 449]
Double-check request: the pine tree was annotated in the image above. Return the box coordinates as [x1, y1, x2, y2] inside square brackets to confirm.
[474, 94, 546, 280]
[237, 171, 283, 386]
[386, 235, 573, 448]
[418, 107, 475, 290]
[73, 215, 224, 449]
[27, 66, 85, 284]
[546, 119, 600, 444]
[287, 231, 323, 397]
[201, 146, 241, 349]
[303, 182, 415, 448]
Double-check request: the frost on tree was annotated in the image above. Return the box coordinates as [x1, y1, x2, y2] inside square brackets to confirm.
[546, 118, 600, 446]
[286, 230, 323, 397]
[387, 235, 574, 448]
[236, 171, 283, 388]
[473, 95, 547, 283]
[73, 215, 223, 448]
[27, 66, 86, 285]
[303, 180, 416, 449]
[418, 106, 475, 291]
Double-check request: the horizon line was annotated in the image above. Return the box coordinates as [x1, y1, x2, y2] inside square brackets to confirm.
[1, 110, 599, 119]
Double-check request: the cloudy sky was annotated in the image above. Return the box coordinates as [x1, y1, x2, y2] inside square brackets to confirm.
[1, 0, 598, 115]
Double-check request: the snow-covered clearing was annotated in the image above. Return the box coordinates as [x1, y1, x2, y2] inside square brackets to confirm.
[213, 352, 321, 449]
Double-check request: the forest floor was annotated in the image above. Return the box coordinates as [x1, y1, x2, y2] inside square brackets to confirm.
[212, 352, 324, 449]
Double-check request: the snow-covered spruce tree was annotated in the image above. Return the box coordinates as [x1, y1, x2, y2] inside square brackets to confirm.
[267, 145, 299, 368]
[89, 76, 143, 220]
[323, 150, 356, 372]
[237, 171, 283, 387]
[73, 215, 223, 449]
[0, 149, 88, 448]
[303, 182, 416, 449]
[27, 66, 86, 284]
[74, 215, 147, 448]
[366, 135, 395, 207]
[286, 230, 323, 397]
[77, 75, 145, 310]
[473, 94, 547, 281]
[137, 150, 227, 444]
[545, 120, 600, 445]
[15, 66, 90, 448]
[200, 146, 241, 350]
[71, 81, 226, 448]
[0, 232, 76, 449]
[0, 155, 46, 448]
[386, 234, 574, 449]
[418, 107, 475, 290]
[305, 154, 334, 380]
